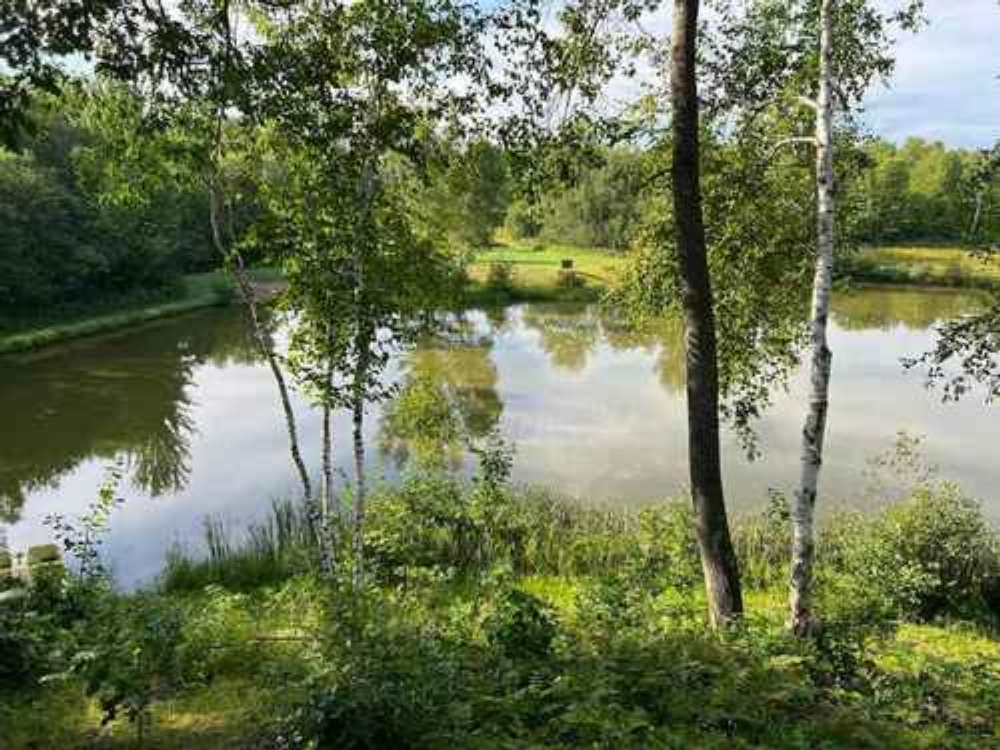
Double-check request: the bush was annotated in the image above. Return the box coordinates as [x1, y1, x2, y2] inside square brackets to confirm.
[827, 484, 1000, 622]
[485, 260, 515, 291]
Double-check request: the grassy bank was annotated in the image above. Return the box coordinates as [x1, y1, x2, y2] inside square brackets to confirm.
[470, 242, 1000, 303]
[4, 243, 991, 356]
[0, 269, 283, 355]
[466, 242, 624, 304]
[3, 474, 998, 748]
[844, 246, 1000, 290]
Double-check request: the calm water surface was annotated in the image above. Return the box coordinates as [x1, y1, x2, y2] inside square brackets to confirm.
[1, 287, 995, 586]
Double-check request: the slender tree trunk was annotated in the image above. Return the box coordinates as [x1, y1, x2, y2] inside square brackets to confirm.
[351, 379, 366, 587]
[317, 349, 336, 575]
[207, 181, 313, 503]
[349, 160, 376, 587]
[320, 401, 333, 517]
[670, 0, 743, 628]
[790, 0, 836, 636]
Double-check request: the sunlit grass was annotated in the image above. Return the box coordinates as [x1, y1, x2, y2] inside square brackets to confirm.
[856, 245, 1000, 288]
[469, 240, 625, 287]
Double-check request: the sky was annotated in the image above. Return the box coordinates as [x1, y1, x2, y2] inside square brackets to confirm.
[50, 0, 1000, 150]
[862, 0, 1000, 148]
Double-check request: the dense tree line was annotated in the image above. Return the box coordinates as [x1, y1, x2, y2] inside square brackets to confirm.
[510, 138, 999, 251]
[854, 137, 1000, 244]
[0, 94, 215, 317]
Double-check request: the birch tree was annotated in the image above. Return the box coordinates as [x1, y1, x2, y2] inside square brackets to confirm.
[789, 0, 835, 636]
[251, 0, 485, 583]
[714, 0, 923, 633]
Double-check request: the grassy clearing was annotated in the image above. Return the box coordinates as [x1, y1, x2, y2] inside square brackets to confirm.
[466, 242, 1000, 303]
[848, 245, 1000, 289]
[465, 241, 625, 303]
[0, 268, 283, 355]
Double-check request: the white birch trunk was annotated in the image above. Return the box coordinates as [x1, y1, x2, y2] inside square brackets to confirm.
[207, 180, 313, 505]
[350, 160, 376, 588]
[351, 388, 366, 587]
[790, 0, 836, 635]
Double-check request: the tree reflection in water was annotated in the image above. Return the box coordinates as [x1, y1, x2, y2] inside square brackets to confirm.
[0, 308, 259, 524]
[380, 314, 502, 473]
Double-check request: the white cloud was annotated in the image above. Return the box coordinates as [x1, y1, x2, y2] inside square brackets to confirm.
[863, 0, 1000, 147]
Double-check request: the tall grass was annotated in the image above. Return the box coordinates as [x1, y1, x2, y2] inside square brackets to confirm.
[159, 476, 1000, 627]
[161, 498, 317, 592]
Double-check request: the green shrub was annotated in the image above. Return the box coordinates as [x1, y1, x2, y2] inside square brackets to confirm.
[485, 588, 557, 661]
[828, 485, 1000, 622]
[485, 260, 515, 291]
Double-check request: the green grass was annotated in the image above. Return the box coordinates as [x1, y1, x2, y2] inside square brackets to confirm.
[465, 240, 626, 303]
[0, 268, 282, 355]
[467, 241, 1000, 303]
[6, 581, 996, 749]
[848, 245, 1000, 289]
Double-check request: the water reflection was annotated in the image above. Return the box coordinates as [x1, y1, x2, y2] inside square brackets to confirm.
[0, 310, 258, 522]
[833, 286, 986, 331]
[0, 287, 996, 587]
[380, 318, 502, 471]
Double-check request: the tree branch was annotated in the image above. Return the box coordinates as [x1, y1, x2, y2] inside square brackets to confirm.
[768, 136, 817, 161]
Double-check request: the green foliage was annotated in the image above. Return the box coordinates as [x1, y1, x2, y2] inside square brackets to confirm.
[616, 123, 814, 449]
[485, 588, 557, 661]
[827, 485, 1000, 623]
[424, 140, 512, 249]
[532, 148, 647, 251]
[851, 137, 1000, 244]
[485, 259, 516, 291]
[0, 86, 222, 320]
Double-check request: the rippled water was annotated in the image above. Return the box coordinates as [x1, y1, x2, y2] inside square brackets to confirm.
[1, 286, 995, 586]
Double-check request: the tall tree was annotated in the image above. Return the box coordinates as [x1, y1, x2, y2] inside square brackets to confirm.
[670, 0, 744, 626]
[790, 0, 836, 636]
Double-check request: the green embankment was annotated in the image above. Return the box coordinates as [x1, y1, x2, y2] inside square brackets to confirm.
[0, 269, 282, 355]
[843, 245, 1000, 290]
[470, 242, 1000, 302]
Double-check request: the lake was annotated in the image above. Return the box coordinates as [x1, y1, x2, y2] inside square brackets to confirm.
[1, 286, 995, 587]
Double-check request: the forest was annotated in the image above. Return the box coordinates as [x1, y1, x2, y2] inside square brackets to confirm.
[1, 0, 999, 748]
[3, 91, 998, 319]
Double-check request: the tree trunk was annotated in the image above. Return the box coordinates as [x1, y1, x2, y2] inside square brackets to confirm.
[207, 181, 313, 504]
[317, 353, 335, 576]
[351, 367, 367, 587]
[790, 0, 836, 636]
[670, 0, 743, 628]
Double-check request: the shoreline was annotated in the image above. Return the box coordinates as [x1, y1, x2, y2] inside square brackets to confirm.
[2, 245, 993, 355]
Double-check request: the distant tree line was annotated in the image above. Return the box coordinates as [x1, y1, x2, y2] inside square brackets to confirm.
[507, 138, 999, 251]
[853, 137, 1000, 244]
[0, 88, 512, 320]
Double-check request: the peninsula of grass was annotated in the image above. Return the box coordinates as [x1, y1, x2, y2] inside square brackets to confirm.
[465, 241, 625, 304]
[469, 242, 1000, 303]
[0, 268, 283, 356]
